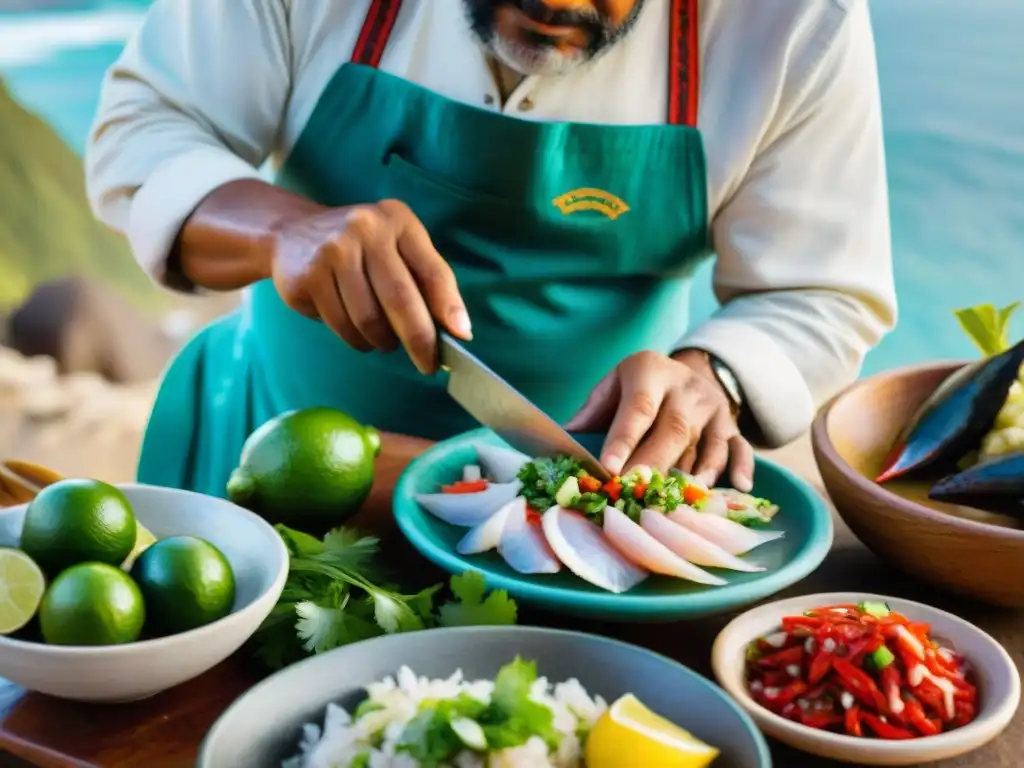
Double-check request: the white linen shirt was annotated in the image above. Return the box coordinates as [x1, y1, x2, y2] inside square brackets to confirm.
[85, 0, 897, 447]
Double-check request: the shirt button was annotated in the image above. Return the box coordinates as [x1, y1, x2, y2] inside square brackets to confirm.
[518, 97, 534, 112]
[484, 94, 495, 105]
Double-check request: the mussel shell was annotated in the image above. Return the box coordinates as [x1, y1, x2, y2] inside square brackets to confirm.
[930, 451, 1024, 516]
[877, 338, 1024, 483]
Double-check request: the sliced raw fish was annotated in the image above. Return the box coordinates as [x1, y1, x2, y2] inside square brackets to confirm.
[640, 509, 764, 573]
[603, 507, 726, 586]
[668, 506, 784, 556]
[541, 507, 647, 593]
[498, 499, 561, 574]
[475, 444, 530, 484]
[415, 481, 522, 527]
[698, 488, 779, 525]
[457, 498, 515, 555]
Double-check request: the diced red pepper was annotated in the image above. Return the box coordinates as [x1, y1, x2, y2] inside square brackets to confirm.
[756, 645, 805, 669]
[683, 484, 708, 505]
[525, 508, 543, 527]
[782, 615, 825, 632]
[800, 712, 844, 729]
[633, 482, 648, 500]
[807, 651, 832, 685]
[903, 697, 942, 736]
[832, 657, 888, 712]
[578, 475, 602, 494]
[952, 699, 976, 728]
[912, 679, 948, 719]
[924, 648, 969, 685]
[602, 478, 622, 501]
[746, 603, 978, 737]
[760, 680, 808, 710]
[861, 713, 915, 740]
[879, 666, 902, 714]
[906, 621, 932, 641]
[441, 479, 489, 494]
[831, 622, 871, 644]
[845, 706, 863, 737]
[760, 671, 792, 687]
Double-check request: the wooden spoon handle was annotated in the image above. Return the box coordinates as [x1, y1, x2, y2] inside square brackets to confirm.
[0, 460, 65, 506]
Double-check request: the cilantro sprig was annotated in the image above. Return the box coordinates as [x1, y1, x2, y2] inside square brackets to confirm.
[251, 525, 518, 670]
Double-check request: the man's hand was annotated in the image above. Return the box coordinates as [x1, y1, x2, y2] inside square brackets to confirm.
[565, 350, 754, 491]
[270, 198, 471, 374]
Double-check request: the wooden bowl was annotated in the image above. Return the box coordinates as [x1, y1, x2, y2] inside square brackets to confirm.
[811, 362, 1024, 607]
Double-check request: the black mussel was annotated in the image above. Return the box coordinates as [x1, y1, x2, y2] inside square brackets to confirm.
[929, 451, 1024, 515]
[876, 338, 1024, 483]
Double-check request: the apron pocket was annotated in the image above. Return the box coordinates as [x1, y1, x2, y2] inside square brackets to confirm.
[382, 151, 520, 208]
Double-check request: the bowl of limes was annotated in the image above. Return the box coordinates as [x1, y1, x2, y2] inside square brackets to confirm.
[0, 472, 288, 702]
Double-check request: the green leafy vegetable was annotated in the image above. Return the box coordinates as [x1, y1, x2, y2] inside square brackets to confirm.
[436, 571, 518, 627]
[954, 302, 1021, 356]
[517, 456, 584, 511]
[250, 526, 518, 670]
[391, 657, 557, 764]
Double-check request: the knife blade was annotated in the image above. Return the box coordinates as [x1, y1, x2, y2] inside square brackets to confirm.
[438, 332, 610, 480]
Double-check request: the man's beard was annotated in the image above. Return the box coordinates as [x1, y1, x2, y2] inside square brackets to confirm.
[463, 0, 644, 76]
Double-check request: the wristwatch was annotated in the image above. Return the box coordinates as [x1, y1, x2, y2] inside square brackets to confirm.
[706, 353, 743, 419]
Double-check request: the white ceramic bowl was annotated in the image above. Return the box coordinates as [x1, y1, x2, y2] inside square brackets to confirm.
[0, 483, 288, 703]
[712, 593, 1021, 766]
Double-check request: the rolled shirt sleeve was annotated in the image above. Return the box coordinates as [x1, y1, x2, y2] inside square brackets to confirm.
[679, 1, 897, 447]
[84, 0, 291, 289]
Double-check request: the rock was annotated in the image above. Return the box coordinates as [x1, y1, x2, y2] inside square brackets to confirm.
[5, 276, 174, 383]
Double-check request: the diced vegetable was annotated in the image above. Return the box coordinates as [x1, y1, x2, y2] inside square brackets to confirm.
[870, 645, 895, 670]
[859, 600, 890, 618]
[744, 602, 977, 740]
[514, 455, 780, 527]
[554, 476, 581, 508]
[463, 465, 483, 483]
[442, 479, 489, 494]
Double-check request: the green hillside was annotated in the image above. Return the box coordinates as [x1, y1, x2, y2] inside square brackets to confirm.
[0, 78, 165, 312]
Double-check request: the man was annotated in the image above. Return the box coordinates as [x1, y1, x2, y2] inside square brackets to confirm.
[86, 0, 896, 499]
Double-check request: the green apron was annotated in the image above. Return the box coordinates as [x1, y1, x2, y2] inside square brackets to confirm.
[138, 0, 710, 498]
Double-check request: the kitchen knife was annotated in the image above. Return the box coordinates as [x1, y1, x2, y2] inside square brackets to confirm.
[438, 332, 610, 480]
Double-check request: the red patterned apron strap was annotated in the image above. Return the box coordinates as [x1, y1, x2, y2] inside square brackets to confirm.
[351, 0, 404, 67]
[668, 0, 701, 127]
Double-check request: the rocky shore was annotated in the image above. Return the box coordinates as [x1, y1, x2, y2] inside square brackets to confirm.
[0, 347, 155, 482]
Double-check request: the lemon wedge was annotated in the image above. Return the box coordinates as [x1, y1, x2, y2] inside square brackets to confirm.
[121, 522, 158, 571]
[585, 694, 719, 768]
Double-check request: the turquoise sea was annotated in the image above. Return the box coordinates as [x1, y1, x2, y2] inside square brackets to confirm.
[2, 0, 1022, 376]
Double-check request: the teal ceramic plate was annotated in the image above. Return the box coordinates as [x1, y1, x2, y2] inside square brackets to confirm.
[394, 429, 833, 621]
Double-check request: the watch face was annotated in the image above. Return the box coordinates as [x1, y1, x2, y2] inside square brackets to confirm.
[711, 359, 742, 408]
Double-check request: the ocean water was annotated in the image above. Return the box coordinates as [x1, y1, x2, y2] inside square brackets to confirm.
[1, 0, 1022, 376]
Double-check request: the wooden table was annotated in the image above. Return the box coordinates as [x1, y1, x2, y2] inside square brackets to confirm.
[0, 434, 1020, 768]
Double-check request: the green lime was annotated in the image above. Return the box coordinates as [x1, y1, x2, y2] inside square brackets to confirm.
[39, 562, 145, 646]
[20, 479, 136, 576]
[0, 548, 46, 635]
[130, 536, 235, 635]
[226, 407, 381, 531]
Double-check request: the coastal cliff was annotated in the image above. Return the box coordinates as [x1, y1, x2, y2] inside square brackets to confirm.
[0, 77, 161, 311]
